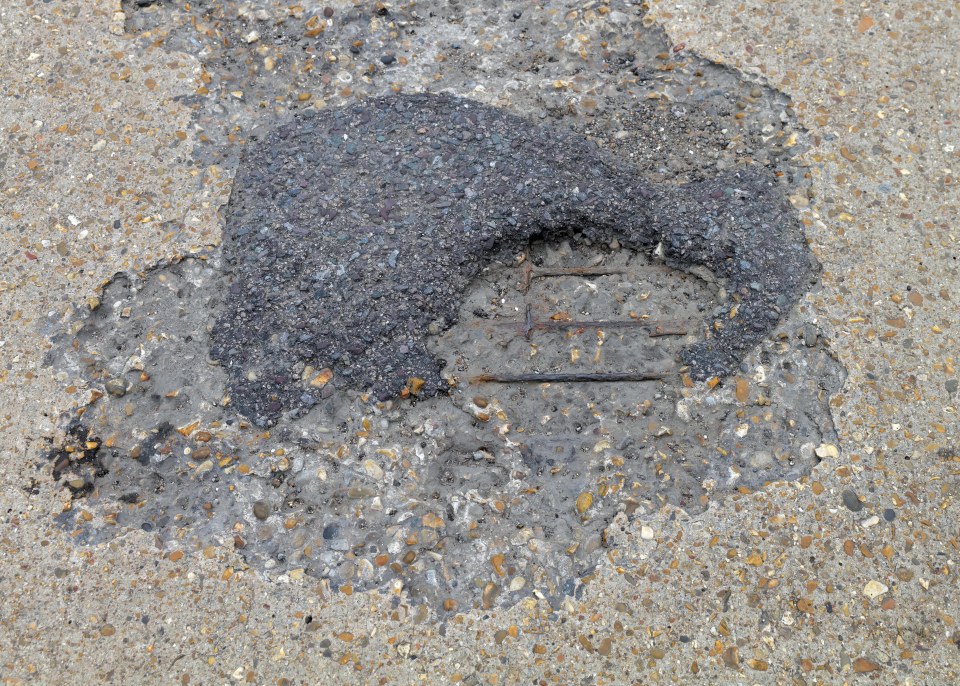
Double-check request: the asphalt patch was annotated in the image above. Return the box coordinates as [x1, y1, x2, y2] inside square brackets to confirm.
[213, 93, 812, 425]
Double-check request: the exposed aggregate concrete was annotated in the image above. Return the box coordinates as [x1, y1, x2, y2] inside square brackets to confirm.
[3, 0, 958, 684]
[44, 240, 840, 612]
[39, 26, 840, 620]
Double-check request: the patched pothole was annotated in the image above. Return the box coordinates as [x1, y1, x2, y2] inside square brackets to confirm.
[43, 97, 842, 614]
[42, 3, 845, 617]
[209, 93, 815, 426]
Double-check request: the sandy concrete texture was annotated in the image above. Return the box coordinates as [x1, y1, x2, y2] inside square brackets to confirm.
[1, 1, 958, 685]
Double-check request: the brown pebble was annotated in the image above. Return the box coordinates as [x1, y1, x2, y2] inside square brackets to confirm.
[253, 501, 270, 520]
[323, 7, 334, 18]
[576, 492, 593, 514]
[896, 567, 914, 581]
[473, 396, 489, 408]
[735, 377, 749, 402]
[408, 377, 425, 395]
[481, 582, 499, 609]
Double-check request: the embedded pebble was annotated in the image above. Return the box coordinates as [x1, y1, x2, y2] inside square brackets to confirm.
[842, 490, 864, 513]
[863, 580, 889, 599]
[815, 443, 839, 459]
[363, 459, 384, 481]
[252, 501, 270, 521]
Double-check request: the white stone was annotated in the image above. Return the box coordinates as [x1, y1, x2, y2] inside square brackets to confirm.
[815, 443, 840, 459]
[363, 459, 384, 480]
[863, 580, 888, 599]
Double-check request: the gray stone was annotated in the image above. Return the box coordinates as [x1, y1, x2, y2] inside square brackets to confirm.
[841, 489, 864, 513]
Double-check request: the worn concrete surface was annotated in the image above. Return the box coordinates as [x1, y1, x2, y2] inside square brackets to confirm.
[1, 1, 958, 685]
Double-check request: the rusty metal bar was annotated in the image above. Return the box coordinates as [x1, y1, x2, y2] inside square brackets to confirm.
[520, 263, 628, 292]
[471, 371, 669, 384]
[487, 305, 686, 339]
[525, 320, 686, 335]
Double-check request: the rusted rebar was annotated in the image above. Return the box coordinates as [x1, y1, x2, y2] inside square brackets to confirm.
[489, 305, 687, 339]
[471, 371, 669, 384]
[522, 319, 687, 336]
[519, 263, 627, 292]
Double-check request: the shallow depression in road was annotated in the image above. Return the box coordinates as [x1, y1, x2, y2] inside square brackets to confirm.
[44, 95, 843, 614]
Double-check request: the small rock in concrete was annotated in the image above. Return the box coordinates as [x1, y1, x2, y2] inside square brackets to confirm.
[863, 580, 888, 599]
[842, 489, 864, 512]
[105, 378, 127, 397]
[252, 501, 270, 520]
[815, 443, 840, 459]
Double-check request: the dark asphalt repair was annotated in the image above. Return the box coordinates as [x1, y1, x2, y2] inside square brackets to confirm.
[214, 93, 811, 425]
